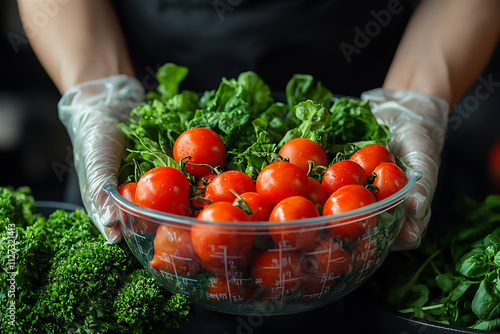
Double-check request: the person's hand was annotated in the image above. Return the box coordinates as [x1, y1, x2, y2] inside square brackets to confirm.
[58, 75, 145, 242]
[361, 88, 449, 250]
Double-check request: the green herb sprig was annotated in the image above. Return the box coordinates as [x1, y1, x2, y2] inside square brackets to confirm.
[364, 195, 500, 331]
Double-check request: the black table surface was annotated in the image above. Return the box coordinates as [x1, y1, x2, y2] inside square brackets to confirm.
[170, 291, 496, 334]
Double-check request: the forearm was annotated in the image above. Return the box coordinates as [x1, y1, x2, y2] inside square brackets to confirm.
[384, 0, 500, 107]
[17, 0, 134, 93]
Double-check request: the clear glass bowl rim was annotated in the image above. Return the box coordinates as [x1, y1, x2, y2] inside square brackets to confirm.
[104, 169, 422, 230]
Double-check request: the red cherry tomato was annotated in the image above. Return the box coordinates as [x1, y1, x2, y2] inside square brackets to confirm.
[251, 249, 305, 293]
[256, 161, 310, 208]
[205, 170, 256, 203]
[321, 160, 367, 197]
[303, 234, 352, 294]
[118, 182, 157, 233]
[135, 166, 191, 216]
[372, 163, 408, 201]
[308, 178, 327, 206]
[191, 172, 217, 213]
[149, 225, 202, 276]
[173, 127, 226, 177]
[349, 143, 396, 175]
[233, 192, 271, 222]
[195, 201, 249, 222]
[191, 202, 254, 275]
[268, 196, 321, 250]
[353, 237, 379, 271]
[206, 276, 253, 303]
[309, 235, 352, 277]
[323, 184, 377, 240]
[196, 172, 218, 190]
[278, 138, 328, 174]
[117, 182, 137, 202]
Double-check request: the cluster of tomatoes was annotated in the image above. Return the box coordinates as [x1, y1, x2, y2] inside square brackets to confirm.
[117, 127, 408, 302]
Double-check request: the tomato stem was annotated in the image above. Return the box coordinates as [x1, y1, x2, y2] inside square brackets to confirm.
[269, 152, 289, 163]
[212, 166, 224, 175]
[230, 190, 256, 216]
[365, 184, 379, 199]
[181, 156, 219, 172]
[367, 172, 377, 184]
[189, 196, 212, 211]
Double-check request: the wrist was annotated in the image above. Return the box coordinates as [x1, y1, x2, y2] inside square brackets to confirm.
[362, 88, 450, 115]
[59, 60, 135, 94]
[383, 66, 453, 109]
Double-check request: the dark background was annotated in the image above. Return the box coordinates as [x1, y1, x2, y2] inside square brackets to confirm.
[0, 0, 70, 201]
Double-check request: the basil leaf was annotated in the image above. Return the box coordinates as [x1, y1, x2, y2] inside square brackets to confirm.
[436, 273, 455, 293]
[472, 274, 500, 320]
[471, 318, 500, 331]
[458, 253, 491, 278]
[451, 278, 479, 301]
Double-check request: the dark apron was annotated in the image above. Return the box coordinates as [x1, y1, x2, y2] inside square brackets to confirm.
[111, 0, 417, 97]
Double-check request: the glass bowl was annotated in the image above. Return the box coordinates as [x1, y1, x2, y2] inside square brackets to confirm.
[104, 169, 421, 316]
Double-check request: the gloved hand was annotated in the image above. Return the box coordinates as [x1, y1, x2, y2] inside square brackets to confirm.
[360, 88, 449, 250]
[58, 75, 145, 243]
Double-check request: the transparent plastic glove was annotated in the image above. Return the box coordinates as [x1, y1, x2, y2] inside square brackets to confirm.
[58, 75, 145, 243]
[360, 88, 449, 250]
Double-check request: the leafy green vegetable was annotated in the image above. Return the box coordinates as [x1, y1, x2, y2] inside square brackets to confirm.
[0, 186, 39, 230]
[363, 194, 500, 330]
[229, 130, 278, 180]
[285, 73, 333, 109]
[34, 239, 137, 332]
[118, 63, 392, 182]
[0, 187, 191, 334]
[278, 100, 330, 147]
[471, 272, 500, 320]
[114, 269, 191, 333]
[326, 98, 392, 153]
[148, 63, 189, 101]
